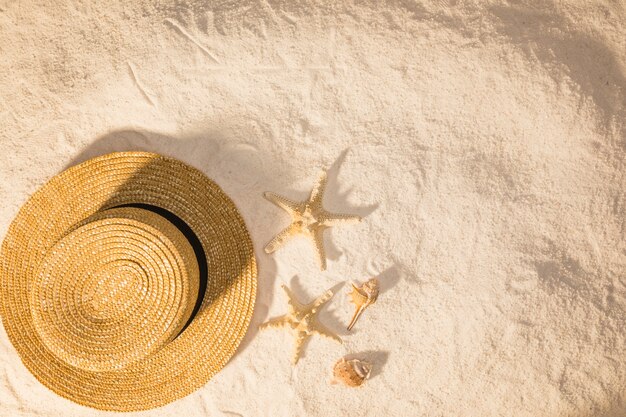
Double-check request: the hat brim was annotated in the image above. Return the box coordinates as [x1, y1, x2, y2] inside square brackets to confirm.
[0, 152, 257, 411]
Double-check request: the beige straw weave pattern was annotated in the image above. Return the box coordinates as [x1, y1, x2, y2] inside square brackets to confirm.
[31, 207, 200, 372]
[0, 152, 257, 411]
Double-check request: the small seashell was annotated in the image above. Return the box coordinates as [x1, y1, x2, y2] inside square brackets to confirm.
[331, 357, 372, 387]
[347, 278, 379, 331]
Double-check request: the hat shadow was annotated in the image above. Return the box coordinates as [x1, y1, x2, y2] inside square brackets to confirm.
[64, 123, 288, 363]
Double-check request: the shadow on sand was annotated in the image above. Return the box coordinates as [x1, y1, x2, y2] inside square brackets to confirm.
[489, 2, 626, 149]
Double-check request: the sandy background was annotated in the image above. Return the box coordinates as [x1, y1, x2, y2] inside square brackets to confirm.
[1, 0, 625, 416]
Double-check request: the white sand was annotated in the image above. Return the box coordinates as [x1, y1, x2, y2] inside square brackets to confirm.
[1, 1, 625, 416]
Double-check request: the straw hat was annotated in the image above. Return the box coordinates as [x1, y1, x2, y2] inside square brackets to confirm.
[0, 152, 257, 411]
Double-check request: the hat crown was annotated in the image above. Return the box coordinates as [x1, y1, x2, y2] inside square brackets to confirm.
[30, 207, 200, 372]
[82, 261, 142, 319]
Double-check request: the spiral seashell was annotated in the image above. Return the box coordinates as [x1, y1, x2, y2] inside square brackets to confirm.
[331, 357, 372, 387]
[347, 278, 379, 331]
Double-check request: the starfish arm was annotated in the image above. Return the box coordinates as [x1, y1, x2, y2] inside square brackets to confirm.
[263, 191, 302, 215]
[311, 288, 335, 311]
[265, 222, 301, 253]
[292, 331, 309, 365]
[311, 227, 328, 270]
[321, 212, 362, 226]
[281, 284, 305, 312]
[308, 170, 328, 205]
[259, 315, 290, 330]
[311, 321, 342, 344]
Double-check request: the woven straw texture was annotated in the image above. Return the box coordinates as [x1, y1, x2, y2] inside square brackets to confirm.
[0, 152, 257, 411]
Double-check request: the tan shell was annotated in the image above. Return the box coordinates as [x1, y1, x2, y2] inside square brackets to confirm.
[331, 357, 372, 387]
[347, 278, 379, 330]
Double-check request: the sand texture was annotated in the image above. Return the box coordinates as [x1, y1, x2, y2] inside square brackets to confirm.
[0, 0, 625, 416]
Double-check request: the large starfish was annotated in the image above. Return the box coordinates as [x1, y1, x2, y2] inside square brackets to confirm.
[263, 170, 361, 270]
[260, 284, 341, 364]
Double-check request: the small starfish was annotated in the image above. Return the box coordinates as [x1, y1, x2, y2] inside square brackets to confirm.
[263, 170, 361, 270]
[260, 284, 341, 364]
